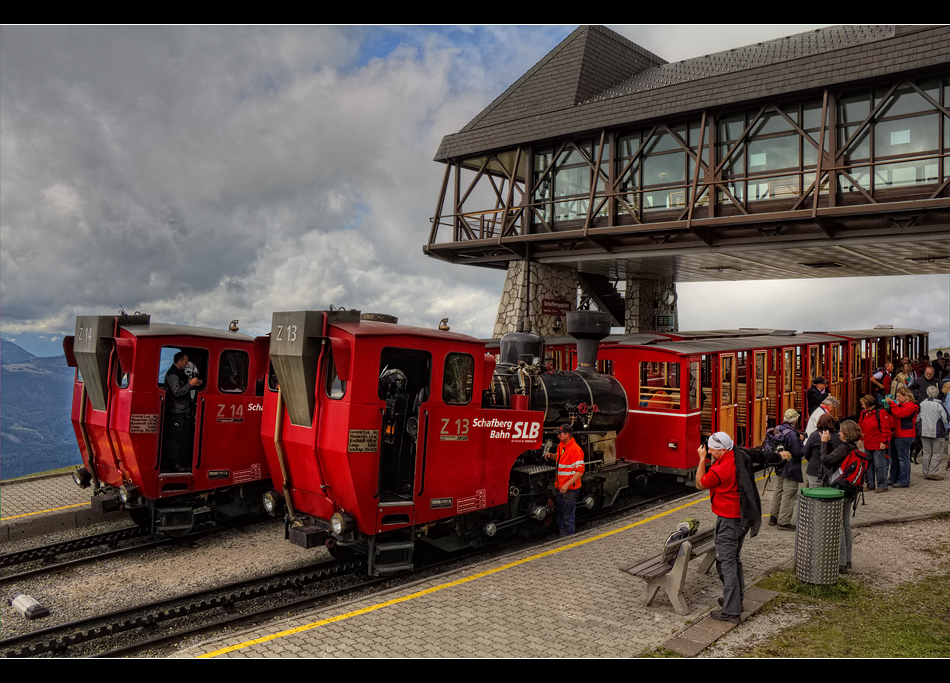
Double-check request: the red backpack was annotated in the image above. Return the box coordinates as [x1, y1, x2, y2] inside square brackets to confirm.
[828, 445, 868, 495]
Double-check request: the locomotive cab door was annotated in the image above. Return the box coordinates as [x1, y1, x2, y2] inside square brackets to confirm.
[158, 345, 208, 476]
[377, 347, 432, 503]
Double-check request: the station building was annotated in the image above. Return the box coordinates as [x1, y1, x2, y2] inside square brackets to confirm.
[423, 25, 950, 336]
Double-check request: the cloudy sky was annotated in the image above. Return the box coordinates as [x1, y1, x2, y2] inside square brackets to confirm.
[2, 25, 947, 356]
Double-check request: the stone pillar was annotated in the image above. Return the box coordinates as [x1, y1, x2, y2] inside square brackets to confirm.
[493, 261, 578, 338]
[624, 276, 678, 333]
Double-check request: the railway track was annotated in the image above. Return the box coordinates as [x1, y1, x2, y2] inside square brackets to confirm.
[0, 558, 367, 658]
[0, 512, 269, 584]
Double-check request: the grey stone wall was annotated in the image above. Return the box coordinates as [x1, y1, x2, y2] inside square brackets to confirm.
[493, 261, 577, 337]
[624, 276, 678, 333]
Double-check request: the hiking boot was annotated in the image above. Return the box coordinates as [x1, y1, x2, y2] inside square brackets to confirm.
[874, 487, 887, 493]
[768, 515, 778, 527]
[710, 610, 740, 624]
[925, 475, 945, 481]
[777, 524, 796, 531]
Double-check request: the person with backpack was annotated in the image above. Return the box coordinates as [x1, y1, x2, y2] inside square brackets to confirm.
[858, 394, 894, 493]
[695, 432, 789, 623]
[766, 408, 804, 531]
[804, 412, 840, 488]
[918, 385, 949, 480]
[820, 419, 866, 574]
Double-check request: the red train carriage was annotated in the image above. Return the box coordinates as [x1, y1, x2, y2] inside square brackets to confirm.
[812, 327, 929, 417]
[601, 332, 843, 477]
[260, 310, 629, 576]
[64, 314, 272, 534]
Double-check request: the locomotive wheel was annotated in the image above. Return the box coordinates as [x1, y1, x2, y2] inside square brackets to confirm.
[325, 537, 358, 561]
[128, 506, 153, 530]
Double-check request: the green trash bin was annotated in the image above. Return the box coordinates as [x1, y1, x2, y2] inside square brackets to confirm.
[795, 487, 844, 585]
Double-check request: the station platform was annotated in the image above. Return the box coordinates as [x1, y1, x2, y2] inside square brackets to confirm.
[179, 466, 949, 659]
[0, 472, 123, 543]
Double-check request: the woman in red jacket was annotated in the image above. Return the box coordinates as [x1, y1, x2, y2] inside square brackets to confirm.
[859, 394, 894, 492]
[888, 387, 919, 488]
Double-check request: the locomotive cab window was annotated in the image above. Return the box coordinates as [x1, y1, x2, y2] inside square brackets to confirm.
[638, 361, 681, 409]
[218, 350, 249, 394]
[115, 356, 130, 389]
[325, 351, 346, 400]
[442, 353, 474, 405]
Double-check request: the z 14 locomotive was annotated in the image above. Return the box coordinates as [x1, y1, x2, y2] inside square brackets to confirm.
[261, 309, 631, 575]
[65, 314, 274, 534]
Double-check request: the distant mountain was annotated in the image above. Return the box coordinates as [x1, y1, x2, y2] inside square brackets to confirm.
[0, 351, 80, 479]
[1, 338, 37, 365]
[1, 332, 70, 359]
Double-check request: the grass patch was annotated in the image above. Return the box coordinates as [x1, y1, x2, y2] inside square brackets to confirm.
[746, 569, 950, 657]
[758, 570, 864, 602]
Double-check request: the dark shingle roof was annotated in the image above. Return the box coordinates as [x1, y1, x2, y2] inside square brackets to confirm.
[435, 24, 949, 162]
[583, 25, 895, 103]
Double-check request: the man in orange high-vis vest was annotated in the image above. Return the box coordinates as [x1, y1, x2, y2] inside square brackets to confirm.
[545, 423, 585, 536]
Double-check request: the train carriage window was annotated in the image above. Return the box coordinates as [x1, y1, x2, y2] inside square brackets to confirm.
[689, 362, 701, 410]
[442, 353, 474, 405]
[325, 351, 346, 400]
[218, 350, 249, 394]
[721, 356, 733, 405]
[639, 361, 681, 409]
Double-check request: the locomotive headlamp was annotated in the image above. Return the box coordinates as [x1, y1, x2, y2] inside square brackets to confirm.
[262, 490, 284, 515]
[118, 484, 138, 505]
[72, 467, 92, 489]
[531, 505, 548, 521]
[330, 511, 354, 536]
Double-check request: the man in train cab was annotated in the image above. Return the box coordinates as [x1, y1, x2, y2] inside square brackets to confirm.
[696, 432, 791, 624]
[806, 377, 829, 417]
[163, 352, 203, 472]
[545, 423, 585, 537]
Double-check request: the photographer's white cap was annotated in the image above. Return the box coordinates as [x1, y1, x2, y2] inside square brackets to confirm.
[707, 432, 734, 450]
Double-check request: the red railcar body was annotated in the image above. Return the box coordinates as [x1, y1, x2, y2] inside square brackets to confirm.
[64, 314, 272, 533]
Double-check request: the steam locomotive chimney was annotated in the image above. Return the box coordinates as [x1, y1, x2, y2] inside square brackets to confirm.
[567, 310, 611, 373]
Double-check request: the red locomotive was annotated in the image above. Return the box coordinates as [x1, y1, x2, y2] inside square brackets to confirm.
[260, 310, 628, 575]
[65, 314, 273, 534]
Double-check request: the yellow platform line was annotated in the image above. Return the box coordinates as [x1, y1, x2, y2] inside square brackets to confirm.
[1, 502, 87, 521]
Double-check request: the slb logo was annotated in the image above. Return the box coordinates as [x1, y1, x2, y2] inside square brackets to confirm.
[512, 422, 540, 440]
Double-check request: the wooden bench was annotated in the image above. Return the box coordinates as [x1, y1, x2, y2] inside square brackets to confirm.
[620, 527, 716, 616]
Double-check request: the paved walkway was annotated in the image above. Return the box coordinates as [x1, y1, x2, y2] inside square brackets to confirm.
[177, 465, 949, 658]
[0, 472, 122, 542]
